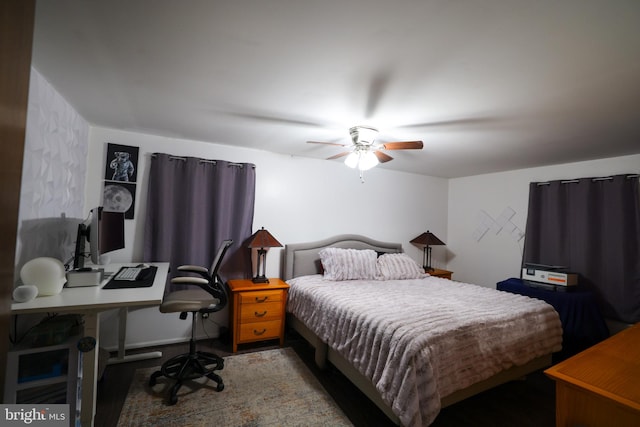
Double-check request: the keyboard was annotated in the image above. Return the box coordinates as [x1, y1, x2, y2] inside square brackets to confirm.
[114, 267, 142, 281]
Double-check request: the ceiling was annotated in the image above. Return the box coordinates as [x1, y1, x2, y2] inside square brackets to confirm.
[32, 0, 640, 178]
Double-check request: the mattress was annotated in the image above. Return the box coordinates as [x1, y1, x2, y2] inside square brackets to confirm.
[286, 274, 563, 426]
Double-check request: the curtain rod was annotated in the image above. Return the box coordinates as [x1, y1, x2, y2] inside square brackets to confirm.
[150, 153, 254, 168]
[536, 174, 639, 186]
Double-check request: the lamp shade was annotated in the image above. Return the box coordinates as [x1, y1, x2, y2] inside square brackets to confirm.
[247, 227, 282, 249]
[411, 231, 445, 271]
[247, 227, 282, 283]
[410, 231, 445, 246]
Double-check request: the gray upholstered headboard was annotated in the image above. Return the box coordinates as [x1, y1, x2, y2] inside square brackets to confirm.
[282, 234, 403, 280]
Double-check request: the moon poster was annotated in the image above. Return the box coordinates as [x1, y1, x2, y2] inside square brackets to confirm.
[103, 182, 136, 219]
[103, 143, 139, 219]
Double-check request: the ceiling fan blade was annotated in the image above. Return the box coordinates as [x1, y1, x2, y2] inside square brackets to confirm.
[221, 110, 327, 128]
[381, 141, 424, 150]
[364, 68, 392, 119]
[374, 151, 394, 163]
[307, 141, 348, 147]
[326, 151, 351, 160]
[397, 116, 503, 129]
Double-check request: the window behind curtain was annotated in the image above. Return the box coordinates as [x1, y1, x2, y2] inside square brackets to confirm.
[522, 174, 640, 324]
[143, 153, 256, 290]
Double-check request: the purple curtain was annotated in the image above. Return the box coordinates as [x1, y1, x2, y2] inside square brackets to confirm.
[143, 153, 256, 291]
[523, 174, 640, 323]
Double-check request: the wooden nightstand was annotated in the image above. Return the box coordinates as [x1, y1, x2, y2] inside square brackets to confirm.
[427, 268, 453, 280]
[227, 278, 289, 352]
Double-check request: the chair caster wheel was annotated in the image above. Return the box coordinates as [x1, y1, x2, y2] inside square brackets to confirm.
[168, 382, 181, 405]
[168, 394, 178, 405]
[216, 382, 224, 392]
[149, 371, 160, 387]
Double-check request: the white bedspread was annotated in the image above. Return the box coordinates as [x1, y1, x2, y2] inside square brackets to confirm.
[286, 275, 562, 426]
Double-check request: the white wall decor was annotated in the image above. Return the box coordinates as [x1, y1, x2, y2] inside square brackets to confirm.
[16, 68, 89, 275]
[20, 68, 88, 221]
[473, 207, 522, 242]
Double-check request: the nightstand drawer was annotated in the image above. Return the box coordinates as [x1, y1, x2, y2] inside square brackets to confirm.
[238, 320, 282, 341]
[238, 289, 283, 304]
[239, 301, 283, 323]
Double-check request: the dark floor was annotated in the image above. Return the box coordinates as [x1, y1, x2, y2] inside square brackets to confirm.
[96, 331, 556, 427]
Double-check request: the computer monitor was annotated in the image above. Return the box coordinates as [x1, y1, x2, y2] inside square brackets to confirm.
[73, 207, 125, 269]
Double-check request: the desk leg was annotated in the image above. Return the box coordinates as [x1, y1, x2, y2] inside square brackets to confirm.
[80, 312, 99, 427]
[117, 307, 127, 359]
[107, 307, 162, 365]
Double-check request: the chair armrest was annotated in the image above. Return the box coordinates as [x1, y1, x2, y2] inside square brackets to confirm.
[171, 277, 209, 286]
[177, 265, 209, 274]
[170, 276, 227, 309]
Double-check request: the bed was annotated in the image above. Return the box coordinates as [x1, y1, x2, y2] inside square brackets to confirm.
[283, 235, 563, 426]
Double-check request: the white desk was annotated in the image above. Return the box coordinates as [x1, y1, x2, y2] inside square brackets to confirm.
[11, 262, 169, 427]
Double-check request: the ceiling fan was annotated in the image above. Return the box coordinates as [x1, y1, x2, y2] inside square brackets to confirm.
[308, 125, 423, 181]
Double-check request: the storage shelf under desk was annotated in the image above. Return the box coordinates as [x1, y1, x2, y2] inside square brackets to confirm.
[5, 335, 80, 421]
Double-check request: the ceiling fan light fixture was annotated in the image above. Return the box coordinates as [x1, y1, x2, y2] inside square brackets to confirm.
[350, 125, 378, 145]
[311, 124, 422, 181]
[359, 150, 379, 170]
[344, 152, 359, 169]
[344, 149, 379, 171]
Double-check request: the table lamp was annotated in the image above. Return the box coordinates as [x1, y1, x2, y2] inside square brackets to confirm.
[247, 227, 282, 283]
[410, 231, 445, 271]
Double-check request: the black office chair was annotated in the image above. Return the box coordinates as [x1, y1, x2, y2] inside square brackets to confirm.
[149, 239, 233, 405]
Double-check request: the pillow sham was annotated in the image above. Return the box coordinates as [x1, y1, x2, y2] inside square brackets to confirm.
[318, 247, 378, 281]
[376, 253, 427, 280]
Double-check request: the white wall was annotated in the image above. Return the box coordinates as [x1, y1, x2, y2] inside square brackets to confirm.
[447, 154, 640, 289]
[87, 126, 449, 349]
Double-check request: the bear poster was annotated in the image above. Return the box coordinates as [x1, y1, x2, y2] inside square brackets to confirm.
[103, 143, 139, 219]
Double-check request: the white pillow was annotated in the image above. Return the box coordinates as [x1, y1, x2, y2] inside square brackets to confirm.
[376, 253, 427, 280]
[318, 248, 377, 281]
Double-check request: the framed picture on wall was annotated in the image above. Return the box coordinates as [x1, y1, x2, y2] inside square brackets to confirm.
[104, 143, 139, 183]
[103, 143, 139, 219]
[103, 181, 136, 220]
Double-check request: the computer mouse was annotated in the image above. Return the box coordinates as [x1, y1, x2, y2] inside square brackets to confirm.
[136, 263, 151, 269]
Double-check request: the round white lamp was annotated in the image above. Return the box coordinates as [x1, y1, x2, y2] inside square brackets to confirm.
[20, 257, 66, 296]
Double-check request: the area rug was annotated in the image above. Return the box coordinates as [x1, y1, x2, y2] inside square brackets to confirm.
[117, 347, 352, 426]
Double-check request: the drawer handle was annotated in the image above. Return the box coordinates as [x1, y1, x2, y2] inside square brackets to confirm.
[254, 311, 267, 317]
[253, 328, 266, 336]
[255, 296, 268, 303]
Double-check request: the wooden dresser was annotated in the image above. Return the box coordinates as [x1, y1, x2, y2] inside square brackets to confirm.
[227, 278, 289, 352]
[544, 323, 640, 427]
